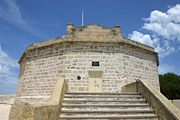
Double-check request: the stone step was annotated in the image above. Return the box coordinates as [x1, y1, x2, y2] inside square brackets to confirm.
[61, 112, 157, 116]
[60, 92, 158, 120]
[64, 94, 142, 98]
[64, 97, 144, 101]
[62, 103, 149, 107]
[60, 114, 158, 120]
[61, 109, 155, 113]
[62, 107, 153, 111]
[64, 92, 139, 95]
[63, 99, 146, 103]
[62, 103, 151, 110]
[63, 100, 147, 104]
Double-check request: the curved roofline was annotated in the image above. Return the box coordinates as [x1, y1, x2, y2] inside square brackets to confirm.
[18, 24, 159, 66]
[26, 35, 155, 52]
[19, 39, 159, 66]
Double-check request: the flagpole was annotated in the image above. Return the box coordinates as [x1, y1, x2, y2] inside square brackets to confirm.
[82, 11, 84, 26]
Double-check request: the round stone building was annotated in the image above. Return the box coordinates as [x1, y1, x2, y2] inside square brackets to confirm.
[17, 24, 159, 97]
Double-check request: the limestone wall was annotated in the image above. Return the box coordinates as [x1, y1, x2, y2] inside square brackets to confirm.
[17, 42, 159, 97]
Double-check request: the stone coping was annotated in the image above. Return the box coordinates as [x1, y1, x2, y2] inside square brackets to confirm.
[15, 98, 55, 106]
[18, 96, 50, 99]
[0, 94, 16, 96]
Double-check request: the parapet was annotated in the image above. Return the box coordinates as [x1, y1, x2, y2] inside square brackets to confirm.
[18, 24, 158, 65]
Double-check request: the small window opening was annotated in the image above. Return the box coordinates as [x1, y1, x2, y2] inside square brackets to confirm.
[77, 76, 81, 80]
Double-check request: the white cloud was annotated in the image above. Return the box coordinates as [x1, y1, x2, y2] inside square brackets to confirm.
[0, 0, 31, 30]
[155, 41, 176, 58]
[128, 31, 158, 47]
[0, 46, 18, 68]
[129, 4, 180, 58]
[167, 4, 180, 23]
[128, 31, 175, 57]
[143, 4, 180, 41]
[0, 0, 45, 38]
[0, 45, 18, 84]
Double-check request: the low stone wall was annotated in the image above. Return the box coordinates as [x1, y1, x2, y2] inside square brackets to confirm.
[0, 94, 16, 104]
[172, 100, 180, 110]
[122, 80, 180, 120]
[9, 77, 68, 120]
[9, 99, 59, 120]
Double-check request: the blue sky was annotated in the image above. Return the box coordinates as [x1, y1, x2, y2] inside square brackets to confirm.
[0, 0, 180, 94]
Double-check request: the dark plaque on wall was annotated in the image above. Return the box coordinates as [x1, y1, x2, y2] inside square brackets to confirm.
[92, 61, 99, 66]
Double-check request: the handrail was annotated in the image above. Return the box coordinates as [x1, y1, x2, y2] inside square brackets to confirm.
[51, 77, 68, 104]
[138, 80, 180, 120]
[122, 80, 180, 120]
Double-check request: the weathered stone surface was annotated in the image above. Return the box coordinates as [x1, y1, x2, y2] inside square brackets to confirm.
[17, 42, 159, 97]
[9, 99, 59, 120]
[9, 99, 34, 120]
[16, 24, 159, 97]
[9, 77, 68, 120]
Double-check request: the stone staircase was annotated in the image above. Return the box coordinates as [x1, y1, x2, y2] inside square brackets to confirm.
[59, 92, 159, 120]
